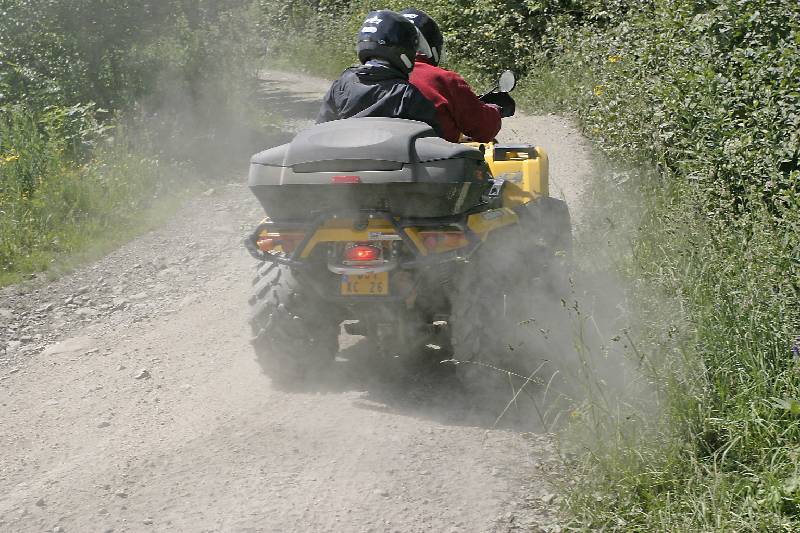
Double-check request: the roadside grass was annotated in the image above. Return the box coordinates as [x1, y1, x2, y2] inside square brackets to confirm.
[551, 163, 800, 530]
[0, 97, 280, 288]
[0, 135, 191, 286]
[0, 106, 203, 286]
[0, 1, 271, 288]
[518, 52, 800, 526]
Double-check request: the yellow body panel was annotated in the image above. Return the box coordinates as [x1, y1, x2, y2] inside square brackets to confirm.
[467, 142, 549, 201]
[466, 207, 519, 236]
[289, 208, 518, 257]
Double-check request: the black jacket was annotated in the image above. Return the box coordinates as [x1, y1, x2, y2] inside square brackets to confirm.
[316, 62, 442, 135]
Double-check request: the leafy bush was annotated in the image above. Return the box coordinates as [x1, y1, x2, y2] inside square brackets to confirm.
[516, 0, 800, 529]
[257, 1, 653, 75]
[0, 0, 262, 109]
[0, 0, 269, 283]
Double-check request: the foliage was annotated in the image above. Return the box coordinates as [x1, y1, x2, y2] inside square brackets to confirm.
[532, 0, 800, 215]
[0, 0, 262, 110]
[0, 108, 175, 283]
[0, 1, 268, 283]
[258, 0, 364, 76]
[257, 0, 651, 75]
[521, 0, 800, 529]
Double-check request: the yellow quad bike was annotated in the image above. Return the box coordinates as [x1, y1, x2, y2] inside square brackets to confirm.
[244, 73, 572, 383]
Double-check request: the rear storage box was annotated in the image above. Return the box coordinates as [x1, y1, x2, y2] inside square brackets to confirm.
[248, 118, 491, 220]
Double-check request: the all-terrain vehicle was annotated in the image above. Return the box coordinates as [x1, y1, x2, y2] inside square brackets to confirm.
[245, 72, 571, 383]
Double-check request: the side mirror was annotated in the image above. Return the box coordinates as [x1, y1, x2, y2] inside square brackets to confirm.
[498, 70, 516, 93]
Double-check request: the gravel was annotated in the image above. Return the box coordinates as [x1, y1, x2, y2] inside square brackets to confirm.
[0, 69, 587, 532]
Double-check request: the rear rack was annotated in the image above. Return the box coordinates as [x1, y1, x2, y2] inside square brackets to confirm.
[244, 209, 483, 269]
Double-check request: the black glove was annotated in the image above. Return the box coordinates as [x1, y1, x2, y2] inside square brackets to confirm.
[480, 91, 516, 118]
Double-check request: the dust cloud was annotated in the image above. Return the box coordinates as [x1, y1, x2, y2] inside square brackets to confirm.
[128, 61, 287, 185]
[0, 67, 652, 532]
[249, 72, 653, 434]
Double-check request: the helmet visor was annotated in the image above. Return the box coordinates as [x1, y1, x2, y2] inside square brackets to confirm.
[415, 28, 433, 58]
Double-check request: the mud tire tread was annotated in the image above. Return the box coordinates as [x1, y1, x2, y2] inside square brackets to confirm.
[450, 197, 573, 386]
[248, 263, 338, 384]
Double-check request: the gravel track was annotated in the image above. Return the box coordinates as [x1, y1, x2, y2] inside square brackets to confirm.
[0, 70, 593, 532]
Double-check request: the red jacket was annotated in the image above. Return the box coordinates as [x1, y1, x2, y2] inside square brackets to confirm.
[409, 56, 502, 143]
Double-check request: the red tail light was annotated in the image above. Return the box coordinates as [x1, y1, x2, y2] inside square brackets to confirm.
[345, 244, 380, 262]
[331, 175, 361, 184]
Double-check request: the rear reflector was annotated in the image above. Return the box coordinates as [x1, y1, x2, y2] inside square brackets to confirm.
[419, 231, 469, 251]
[345, 244, 380, 262]
[256, 232, 304, 253]
[256, 237, 275, 252]
[331, 175, 361, 184]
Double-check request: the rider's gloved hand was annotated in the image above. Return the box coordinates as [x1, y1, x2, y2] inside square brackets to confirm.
[480, 92, 516, 118]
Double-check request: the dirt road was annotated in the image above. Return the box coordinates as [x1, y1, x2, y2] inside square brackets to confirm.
[0, 71, 593, 532]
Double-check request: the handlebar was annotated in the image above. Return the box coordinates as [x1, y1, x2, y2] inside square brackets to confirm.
[480, 91, 516, 118]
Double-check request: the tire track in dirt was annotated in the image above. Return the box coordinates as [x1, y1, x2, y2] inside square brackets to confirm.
[0, 69, 593, 532]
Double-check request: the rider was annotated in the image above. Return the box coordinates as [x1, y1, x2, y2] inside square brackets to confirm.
[316, 10, 442, 135]
[399, 8, 512, 143]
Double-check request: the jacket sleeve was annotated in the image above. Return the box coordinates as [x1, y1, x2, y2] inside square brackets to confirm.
[445, 72, 502, 142]
[402, 87, 444, 138]
[316, 81, 340, 123]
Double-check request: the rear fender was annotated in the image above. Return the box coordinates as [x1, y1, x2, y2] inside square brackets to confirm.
[463, 141, 549, 200]
[466, 207, 519, 237]
[249, 206, 522, 269]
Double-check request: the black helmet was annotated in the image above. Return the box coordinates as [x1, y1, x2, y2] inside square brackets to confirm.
[356, 10, 419, 75]
[399, 8, 444, 65]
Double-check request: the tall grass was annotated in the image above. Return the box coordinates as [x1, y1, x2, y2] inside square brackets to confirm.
[0, 107, 187, 284]
[512, 2, 800, 527]
[553, 163, 800, 530]
[0, 1, 272, 285]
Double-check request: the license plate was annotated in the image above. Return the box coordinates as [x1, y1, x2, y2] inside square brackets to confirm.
[340, 272, 389, 296]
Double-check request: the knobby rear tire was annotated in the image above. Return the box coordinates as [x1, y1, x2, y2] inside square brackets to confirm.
[450, 197, 573, 393]
[248, 263, 340, 385]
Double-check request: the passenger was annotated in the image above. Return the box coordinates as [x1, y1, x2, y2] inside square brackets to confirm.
[316, 10, 442, 136]
[400, 8, 513, 143]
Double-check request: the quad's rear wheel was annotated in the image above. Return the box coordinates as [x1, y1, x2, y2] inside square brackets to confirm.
[249, 263, 340, 384]
[449, 227, 530, 387]
[518, 196, 572, 295]
[450, 197, 572, 394]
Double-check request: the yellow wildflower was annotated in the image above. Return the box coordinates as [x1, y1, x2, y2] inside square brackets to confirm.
[593, 85, 605, 97]
[608, 55, 621, 63]
[1, 152, 20, 164]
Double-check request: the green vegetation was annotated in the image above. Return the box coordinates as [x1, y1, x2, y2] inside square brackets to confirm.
[0, 1, 269, 284]
[262, 0, 800, 530]
[0, 107, 168, 283]
[522, 2, 800, 530]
